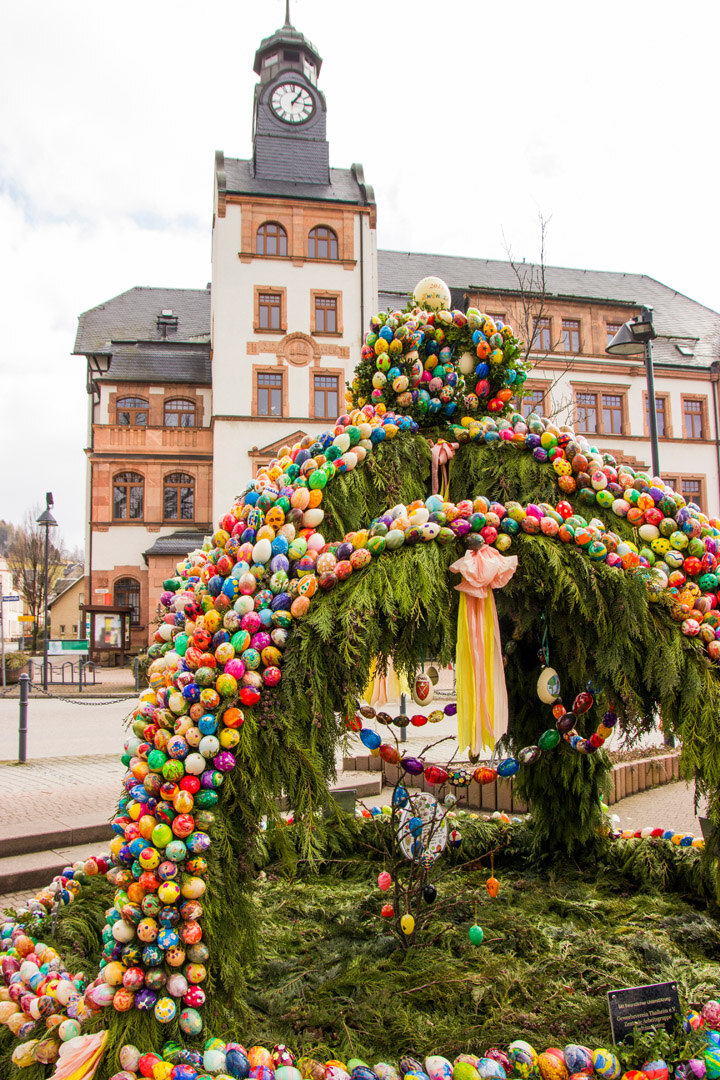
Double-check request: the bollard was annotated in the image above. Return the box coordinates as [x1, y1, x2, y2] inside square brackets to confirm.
[400, 691, 407, 743]
[18, 673, 29, 763]
[78, 655, 84, 692]
[134, 656, 140, 693]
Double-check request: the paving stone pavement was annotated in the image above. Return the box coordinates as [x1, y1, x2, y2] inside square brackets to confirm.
[0, 754, 123, 825]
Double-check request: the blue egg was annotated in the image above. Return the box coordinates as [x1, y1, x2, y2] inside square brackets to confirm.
[497, 757, 520, 777]
[360, 728, 381, 750]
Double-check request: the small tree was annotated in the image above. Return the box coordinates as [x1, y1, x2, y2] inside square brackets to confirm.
[6, 507, 65, 653]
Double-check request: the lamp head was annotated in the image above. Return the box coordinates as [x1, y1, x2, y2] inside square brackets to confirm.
[606, 307, 656, 355]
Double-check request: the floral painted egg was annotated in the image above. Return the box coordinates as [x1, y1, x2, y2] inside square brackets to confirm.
[563, 1048, 592, 1076]
[375, 1065, 400, 1080]
[704, 1004, 720, 1028]
[485, 1053, 511, 1075]
[425, 1058, 453, 1080]
[592, 1050, 620, 1080]
[179, 1006, 203, 1035]
[154, 996, 176, 1023]
[508, 1042, 538, 1079]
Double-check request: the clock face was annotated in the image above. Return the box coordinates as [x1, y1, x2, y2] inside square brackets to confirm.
[270, 82, 314, 124]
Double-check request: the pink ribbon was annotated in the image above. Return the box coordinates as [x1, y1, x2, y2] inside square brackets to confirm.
[429, 440, 459, 497]
[449, 545, 518, 752]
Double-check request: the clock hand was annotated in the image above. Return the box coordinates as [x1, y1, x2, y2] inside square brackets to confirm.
[291, 90, 303, 105]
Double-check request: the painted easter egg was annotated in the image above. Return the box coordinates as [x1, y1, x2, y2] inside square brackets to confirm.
[537, 667, 561, 703]
[563, 1048, 592, 1076]
[414, 276, 452, 311]
[592, 1050, 620, 1080]
[477, 1059, 506, 1079]
[537, 1053, 568, 1080]
[642, 1062, 668, 1080]
[508, 1043, 538, 1079]
[454, 1063, 481, 1080]
[425, 1058, 453, 1080]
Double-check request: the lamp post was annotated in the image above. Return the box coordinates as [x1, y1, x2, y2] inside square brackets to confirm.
[606, 306, 659, 477]
[36, 493, 57, 692]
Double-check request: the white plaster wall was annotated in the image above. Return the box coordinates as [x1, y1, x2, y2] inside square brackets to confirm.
[91, 527, 198, 572]
[0, 563, 22, 640]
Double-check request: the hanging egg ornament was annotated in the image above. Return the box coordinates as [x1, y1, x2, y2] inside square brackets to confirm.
[412, 672, 434, 706]
[400, 914, 415, 935]
[377, 871, 392, 892]
[485, 876, 500, 898]
[468, 923, 484, 945]
[537, 667, 561, 703]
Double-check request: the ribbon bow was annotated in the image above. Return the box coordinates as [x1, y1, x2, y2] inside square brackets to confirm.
[429, 439, 459, 499]
[449, 545, 518, 754]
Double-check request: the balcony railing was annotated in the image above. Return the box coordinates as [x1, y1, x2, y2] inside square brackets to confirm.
[92, 425, 213, 454]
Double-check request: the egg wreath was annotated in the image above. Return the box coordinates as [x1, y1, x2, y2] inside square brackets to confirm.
[3, 279, 720, 1079]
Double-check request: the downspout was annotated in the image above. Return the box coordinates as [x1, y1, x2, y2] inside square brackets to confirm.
[359, 210, 365, 339]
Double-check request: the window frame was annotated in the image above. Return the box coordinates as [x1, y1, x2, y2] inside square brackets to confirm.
[253, 367, 286, 418]
[571, 382, 629, 436]
[112, 471, 144, 521]
[163, 398, 196, 428]
[115, 396, 149, 427]
[663, 474, 707, 511]
[255, 221, 288, 257]
[532, 317, 552, 352]
[602, 392, 624, 436]
[311, 370, 342, 421]
[681, 395, 709, 440]
[114, 577, 142, 627]
[562, 318, 581, 353]
[643, 391, 672, 438]
[308, 225, 339, 260]
[163, 472, 195, 522]
[253, 286, 287, 334]
[575, 390, 599, 434]
[606, 322, 623, 348]
[311, 290, 343, 336]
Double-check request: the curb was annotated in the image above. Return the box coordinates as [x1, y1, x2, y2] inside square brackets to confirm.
[342, 751, 683, 812]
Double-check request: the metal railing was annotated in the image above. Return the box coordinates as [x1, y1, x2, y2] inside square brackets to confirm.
[27, 657, 97, 689]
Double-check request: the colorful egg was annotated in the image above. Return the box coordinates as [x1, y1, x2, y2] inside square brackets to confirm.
[508, 1044, 538, 1080]
[592, 1051, 620, 1080]
[563, 1048, 592, 1076]
[425, 1059, 453, 1080]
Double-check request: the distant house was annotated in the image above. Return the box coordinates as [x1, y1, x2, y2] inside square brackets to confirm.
[48, 566, 85, 641]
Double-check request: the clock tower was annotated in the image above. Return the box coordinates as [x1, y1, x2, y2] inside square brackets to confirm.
[252, 11, 329, 183]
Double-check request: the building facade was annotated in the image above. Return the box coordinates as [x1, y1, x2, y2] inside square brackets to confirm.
[73, 13, 720, 653]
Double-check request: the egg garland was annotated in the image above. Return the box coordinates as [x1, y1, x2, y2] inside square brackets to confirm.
[351, 293, 529, 427]
[101, 1011, 720, 1080]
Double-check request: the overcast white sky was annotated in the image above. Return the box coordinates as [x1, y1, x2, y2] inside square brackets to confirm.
[1, 0, 718, 550]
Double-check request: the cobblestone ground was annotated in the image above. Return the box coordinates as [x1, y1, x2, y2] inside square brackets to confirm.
[612, 779, 705, 836]
[0, 754, 123, 826]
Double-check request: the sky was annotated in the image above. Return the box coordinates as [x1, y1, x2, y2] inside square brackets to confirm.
[1, 0, 719, 550]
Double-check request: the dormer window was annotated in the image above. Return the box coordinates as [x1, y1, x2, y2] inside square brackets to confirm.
[156, 310, 178, 338]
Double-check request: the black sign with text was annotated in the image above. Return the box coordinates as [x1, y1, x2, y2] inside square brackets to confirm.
[607, 981, 681, 1043]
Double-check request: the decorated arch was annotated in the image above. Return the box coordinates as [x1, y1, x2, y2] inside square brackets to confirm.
[4, 277, 720, 1078]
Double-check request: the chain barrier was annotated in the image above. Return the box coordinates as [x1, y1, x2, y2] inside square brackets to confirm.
[0, 684, 134, 706]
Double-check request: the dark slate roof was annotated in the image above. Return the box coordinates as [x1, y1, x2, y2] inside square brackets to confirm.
[378, 250, 720, 369]
[143, 531, 208, 561]
[222, 156, 373, 205]
[253, 24, 322, 74]
[95, 342, 211, 385]
[74, 287, 211, 355]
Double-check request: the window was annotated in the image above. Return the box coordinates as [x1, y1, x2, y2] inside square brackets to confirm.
[606, 323, 622, 347]
[113, 472, 144, 520]
[308, 226, 338, 260]
[683, 398, 705, 439]
[256, 222, 288, 256]
[315, 296, 337, 333]
[488, 313, 506, 325]
[521, 389, 546, 418]
[533, 318, 552, 351]
[258, 292, 282, 330]
[72, 624, 78, 634]
[562, 319, 581, 352]
[164, 473, 195, 521]
[602, 393, 623, 435]
[314, 374, 340, 420]
[257, 372, 283, 417]
[575, 392, 598, 433]
[645, 395, 668, 438]
[114, 577, 141, 626]
[59, 625, 65, 635]
[164, 399, 196, 428]
[681, 478, 702, 506]
[116, 396, 148, 426]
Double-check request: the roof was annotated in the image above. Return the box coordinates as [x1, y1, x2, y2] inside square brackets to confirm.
[96, 342, 211, 385]
[74, 287, 211, 355]
[377, 250, 720, 369]
[221, 156, 374, 206]
[253, 24, 322, 74]
[143, 530, 208, 561]
[49, 574, 83, 606]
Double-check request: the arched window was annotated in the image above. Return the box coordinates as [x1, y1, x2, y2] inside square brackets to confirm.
[113, 472, 144, 520]
[114, 577, 141, 625]
[164, 398, 196, 428]
[164, 472, 195, 521]
[116, 396, 148, 426]
[256, 221, 288, 256]
[308, 226, 338, 260]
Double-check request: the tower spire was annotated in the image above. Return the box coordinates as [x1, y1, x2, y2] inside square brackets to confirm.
[284, 0, 292, 27]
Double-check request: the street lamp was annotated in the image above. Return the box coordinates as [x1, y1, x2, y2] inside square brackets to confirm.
[606, 306, 659, 477]
[36, 493, 57, 692]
